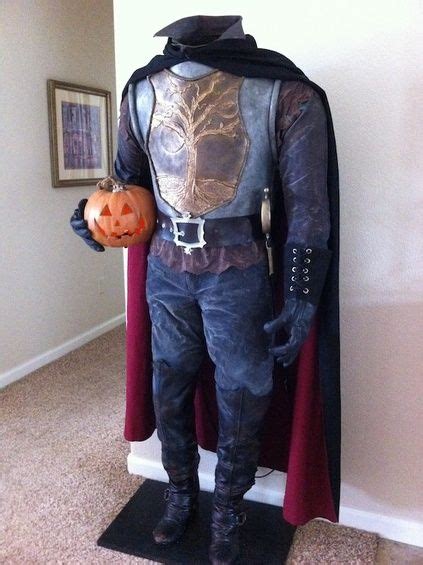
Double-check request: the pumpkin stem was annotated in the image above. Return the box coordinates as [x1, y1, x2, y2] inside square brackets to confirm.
[96, 176, 127, 192]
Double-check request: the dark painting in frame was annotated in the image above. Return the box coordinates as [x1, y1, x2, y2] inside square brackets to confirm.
[47, 80, 113, 187]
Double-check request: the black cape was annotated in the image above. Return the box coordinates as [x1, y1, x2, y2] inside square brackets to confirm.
[121, 34, 341, 518]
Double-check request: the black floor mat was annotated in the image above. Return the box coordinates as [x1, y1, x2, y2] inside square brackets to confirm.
[97, 479, 296, 564]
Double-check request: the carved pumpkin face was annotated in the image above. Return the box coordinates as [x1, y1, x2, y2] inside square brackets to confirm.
[84, 178, 156, 248]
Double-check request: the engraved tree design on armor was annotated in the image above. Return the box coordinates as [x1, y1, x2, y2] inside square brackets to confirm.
[148, 70, 250, 217]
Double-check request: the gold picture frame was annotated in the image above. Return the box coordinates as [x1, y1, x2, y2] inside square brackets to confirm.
[47, 80, 113, 187]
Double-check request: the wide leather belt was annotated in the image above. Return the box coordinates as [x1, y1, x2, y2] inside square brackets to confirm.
[156, 210, 264, 251]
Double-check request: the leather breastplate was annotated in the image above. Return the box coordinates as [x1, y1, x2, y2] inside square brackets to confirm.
[128, 61, 281, 219]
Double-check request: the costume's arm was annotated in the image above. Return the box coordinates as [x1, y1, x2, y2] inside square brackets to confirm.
[114, 93, 153, 189]
[264, 81, 332, 366]
[69, 93, 153, 251]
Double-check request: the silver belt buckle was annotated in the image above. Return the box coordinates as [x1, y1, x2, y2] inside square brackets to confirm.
[170, 213, 206, 255]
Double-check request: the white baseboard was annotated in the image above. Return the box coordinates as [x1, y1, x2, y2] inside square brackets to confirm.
[127, 451, 423, 547]
[339, 505, 423, 548]
[0, 314, 125, 389]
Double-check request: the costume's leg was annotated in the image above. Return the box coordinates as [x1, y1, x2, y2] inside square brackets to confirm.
[195, 258, 274, 564]
[146, 254, 206, 545]
[210, 385, 273, 563]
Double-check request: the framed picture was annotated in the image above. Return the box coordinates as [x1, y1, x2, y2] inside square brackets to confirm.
[47, 80, 113, 187]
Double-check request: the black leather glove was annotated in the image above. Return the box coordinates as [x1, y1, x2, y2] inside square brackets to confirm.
[264, 244, 332, 367]
[70, 199, 105, 252]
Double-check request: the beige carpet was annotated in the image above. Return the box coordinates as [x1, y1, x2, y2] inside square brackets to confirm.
[286, 518, 379, 564]
[1, 325, 147, 564]
[1, 324, 421, 564]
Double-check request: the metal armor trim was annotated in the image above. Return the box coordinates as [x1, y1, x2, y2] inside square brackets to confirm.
[147, 70, 250, 217]
[128, 63, 282, 220]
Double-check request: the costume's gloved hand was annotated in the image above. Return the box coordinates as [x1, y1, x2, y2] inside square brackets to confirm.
[69, 199, 105, 252]
[264, 299, 317, 367]
[264, 244, 332, 367]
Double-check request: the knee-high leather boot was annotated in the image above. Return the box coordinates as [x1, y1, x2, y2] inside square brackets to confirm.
[151, 360, 200, 545]
[208, 384, 273, 564]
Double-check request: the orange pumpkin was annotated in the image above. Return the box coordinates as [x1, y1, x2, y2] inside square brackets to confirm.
[84, 177, 156, 248]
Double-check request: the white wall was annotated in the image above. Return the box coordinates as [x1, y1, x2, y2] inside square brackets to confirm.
[0, 1, 124, 386]
[113, 0, 423, 545]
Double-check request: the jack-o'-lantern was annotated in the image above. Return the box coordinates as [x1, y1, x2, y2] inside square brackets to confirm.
[84, 177, 156, 248]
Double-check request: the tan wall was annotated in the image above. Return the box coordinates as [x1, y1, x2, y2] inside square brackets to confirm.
[114, 0, 423, 538]
[0, 0, 124, 377]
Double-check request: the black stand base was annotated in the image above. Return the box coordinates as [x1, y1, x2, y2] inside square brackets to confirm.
[97, 479, 296, 564]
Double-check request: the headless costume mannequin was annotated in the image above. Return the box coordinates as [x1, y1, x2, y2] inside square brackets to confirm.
[71, 15, 339, 565]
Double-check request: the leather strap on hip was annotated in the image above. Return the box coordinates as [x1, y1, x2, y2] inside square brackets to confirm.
[156, 211, 264, 248]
